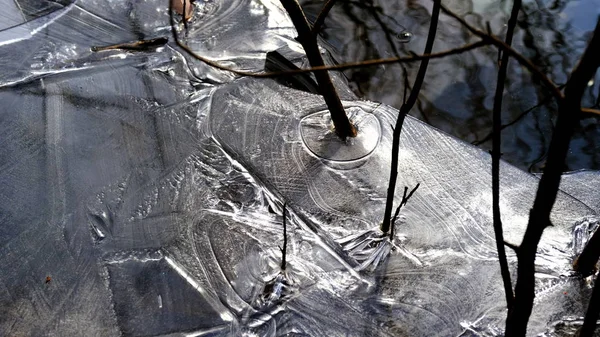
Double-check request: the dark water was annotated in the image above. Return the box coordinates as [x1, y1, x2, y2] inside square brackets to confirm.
[301, 0, 600, 173]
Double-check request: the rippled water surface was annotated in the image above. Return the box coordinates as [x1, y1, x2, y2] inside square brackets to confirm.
[0, 0, 599, 336]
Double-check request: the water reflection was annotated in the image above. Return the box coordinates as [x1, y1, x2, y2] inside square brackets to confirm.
[301, 0, 600, 172]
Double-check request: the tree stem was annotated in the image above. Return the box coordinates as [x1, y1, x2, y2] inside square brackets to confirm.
[505, 17, 600, 337]
[279, 0, 356, 139]
[381, 0, 440, 233]
[491, 0, 521, 311]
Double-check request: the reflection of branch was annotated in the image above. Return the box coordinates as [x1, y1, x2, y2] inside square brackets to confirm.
[505, 18, 600, 337]
[473, 98, 551, 146]
[364, 0, 401, 59]
[438, 3, 563, 101]
[312, 0, 337, 35]
[474, 103, 600, 146]
[491, 0, 520, 311]
[381, 0, 441, 234]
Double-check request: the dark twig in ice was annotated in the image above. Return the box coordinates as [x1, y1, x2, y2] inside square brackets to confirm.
[381, 0, 440, 234]
[91, 37, 168, 52]
[390, 183, 420, 240]
[574, 226, 600, 277]
[281, 203, 288, 271]
[578, 274, 600, 337]
[491, 0, 520, 311]
[505, 17, 600, 337]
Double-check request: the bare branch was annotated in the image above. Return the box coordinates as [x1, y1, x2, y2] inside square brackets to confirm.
[381, 0, 440, 234]
[505, 17, 600, 337]
[491, 0, 521, 311]
[173, 22, 487, 78]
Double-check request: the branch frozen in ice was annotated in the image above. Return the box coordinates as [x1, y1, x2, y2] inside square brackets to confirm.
[279, 0, 356, 139]
[380, 0, 440, 234]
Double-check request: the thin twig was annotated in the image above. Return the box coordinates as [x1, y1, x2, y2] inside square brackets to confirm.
[312, 0, 337, 35]
[281, 203, 288, 271]
[390, 187, 407, 239]
[389, 183, 420, 240]
[381, 0, 440, 234]
[505, 17, 600, 337]
[491, 0, 521, 311]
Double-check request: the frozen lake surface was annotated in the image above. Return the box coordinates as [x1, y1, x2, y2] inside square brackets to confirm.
[1, 0, 599, 336]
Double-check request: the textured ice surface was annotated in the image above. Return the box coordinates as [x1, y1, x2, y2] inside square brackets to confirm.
[208, 77, 599, 336]
[1, 0, 599, 336]
[560, 171, 600, 213]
